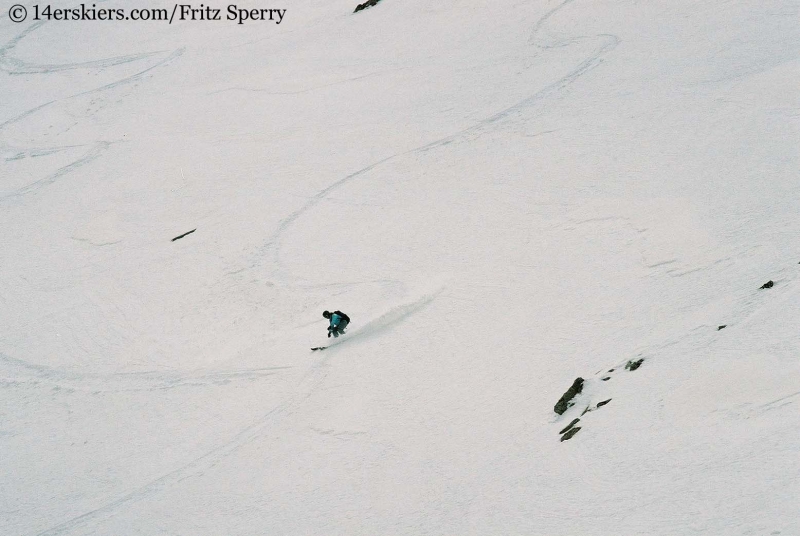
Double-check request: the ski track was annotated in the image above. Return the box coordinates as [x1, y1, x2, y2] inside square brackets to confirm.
[303, 289, 442, 372]
[3, 0, 798, 533]
[2, 144, 85, 161]
[0, 101, 55, 132]
[3, 142, 111, 200]
[28, 398, 291, 536]
[6, 0, 798, 533]
[0, 350, 293, 393]
[246, 0, 619, 281]
[25, 291, 439, 536]
[18, 3, 619, 531]
[0, 22, 184, 204]
[0, 22, 163, 75]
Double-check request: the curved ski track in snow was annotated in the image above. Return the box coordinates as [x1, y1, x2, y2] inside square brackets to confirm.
[25, 291, 439, 536]
[0, 23, 184, 203]
[0, 22, 163, 75]
[247, 0, 618, 279]
[18, 0, 619, 536]
[25, 3, 619, 532]
[0, 351, 293, 393]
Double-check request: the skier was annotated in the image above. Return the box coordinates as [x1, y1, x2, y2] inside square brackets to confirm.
[323, 310, 350, 338]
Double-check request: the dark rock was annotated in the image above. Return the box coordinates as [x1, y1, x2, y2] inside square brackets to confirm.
[559, 418, 580, 435]
[760, 280, 774, 289]
[554, 377, 584, 415]
[596, 398, 612, 408]
[560, 427, 581, 441]
[608, 369, 615, 372]
[717, 325, 727, 331]
[625, 358, 644, 371]
[354, 0, 382, 13]
[601, 377, 610, 381]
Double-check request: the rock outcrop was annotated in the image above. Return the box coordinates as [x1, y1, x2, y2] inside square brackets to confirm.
[625, 358, 644, 371]
[561, 427, 581, 441]
[554, 377, 584, 415]
[559, 418, 580, 435]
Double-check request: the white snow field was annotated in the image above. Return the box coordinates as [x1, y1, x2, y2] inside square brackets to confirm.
[2, 0, 800, 534]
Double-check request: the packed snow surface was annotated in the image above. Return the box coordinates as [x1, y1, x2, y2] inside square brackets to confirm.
[2, 1, 799, 534]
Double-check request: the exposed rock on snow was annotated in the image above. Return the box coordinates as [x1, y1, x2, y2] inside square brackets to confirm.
[559, 418, 580, 435]
[580, 398, 613, 417]
[625, 358, 644, 371]
[760, 280, 774, 289]
[554, 377, 584, 415]
[561, 427, 581, 442]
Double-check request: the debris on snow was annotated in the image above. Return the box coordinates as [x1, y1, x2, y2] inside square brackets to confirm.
[760, 280, 774, 289]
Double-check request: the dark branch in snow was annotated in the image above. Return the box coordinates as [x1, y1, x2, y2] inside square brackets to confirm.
[171, 228, 196, 242]
[354, 0, 383, 13]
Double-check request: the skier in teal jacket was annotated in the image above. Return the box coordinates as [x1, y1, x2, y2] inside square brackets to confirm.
[323, 310, 350, 338]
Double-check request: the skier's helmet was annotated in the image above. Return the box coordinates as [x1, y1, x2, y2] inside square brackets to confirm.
[322, 310, 331, 318]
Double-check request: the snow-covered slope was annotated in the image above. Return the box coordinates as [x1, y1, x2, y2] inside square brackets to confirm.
[2, 0, 799, 534]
